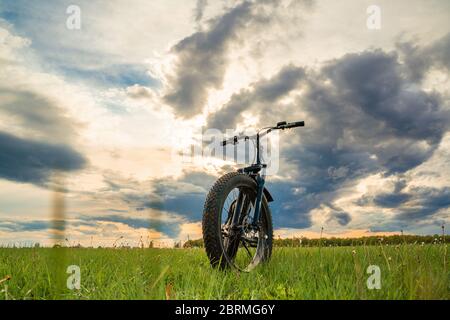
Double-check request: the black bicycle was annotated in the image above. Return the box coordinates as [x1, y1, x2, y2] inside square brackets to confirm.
[202, 120, 305, 271]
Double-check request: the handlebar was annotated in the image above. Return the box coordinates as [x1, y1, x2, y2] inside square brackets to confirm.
[221, 120, 305, 146]
[276, 121, 305, 130]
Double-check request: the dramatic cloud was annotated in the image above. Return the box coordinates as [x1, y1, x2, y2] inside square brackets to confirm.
[0, 131, 87, 185]
[0, 220, 65, 232]
[100, 169, 216, 222]
[0, 80, 88, 187]
[373, 193, 411, 208]
[197, 38, 449, 231]
[0, 26, 88, 187]
[0, 217, 172, 246]
[194, 0, 208, 26]
[358, 185, 450, 232]
[357, 181, 450, 217]
[86, 214, 180, 238]
[396, 187, 450, 221]
[398, 33, 450, 82]
[246, 37, 450, 230]
[323, 50, 447, 147]
[207, 65, 305, 130]
[0, 1, 449, 245]
[0, 89, 78, 143]
[369, 179, 411, 208]
[163, 1, 256, 117]
[328, 211, 352, 226]
[163, 0, 309, 118]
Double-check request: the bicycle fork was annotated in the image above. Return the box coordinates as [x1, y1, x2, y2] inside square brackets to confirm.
[231, 174, 266, 231]
[252, 174, 265, 227]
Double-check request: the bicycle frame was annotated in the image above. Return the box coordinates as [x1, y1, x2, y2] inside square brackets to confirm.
[222, 121, 304, 231]
[238, 131, 267, 227]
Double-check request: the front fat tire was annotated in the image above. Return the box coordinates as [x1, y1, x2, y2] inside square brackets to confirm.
[202, 172, 273, 269]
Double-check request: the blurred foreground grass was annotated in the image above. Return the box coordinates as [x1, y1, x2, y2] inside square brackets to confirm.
[0, 245, 448, 300]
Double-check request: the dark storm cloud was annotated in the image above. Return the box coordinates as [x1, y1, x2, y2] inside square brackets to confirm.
[0, 89, 78, 143]
[329, 211, 351, 226]
[140, 193, 205, 222]
[0, 87, 87, 186]
[322, 203, 351, 226]
[323, 50, 447, 146]
[373, 193, 411, 208]
[179, 171, 217, 190]
[273, 47, 449, 228]
[201, 35, 450, 230]
[118, 183, 205, 222]
[164, 1, 256, 117]
[0, 216, 180, 238]
[268, 182, 322, 229]
[395, 187, 450, 221]
[94, 33, 449, 232]
[0, 131, 87, 185]
[86, 215, 180, 238]
[76, 170, 216, 238]
[100, 169, 218, 223]
[430, 33, 450, 70]
[194, 0, 208, 25]
[362, 186, 450, 232]
[134, 172, 217, 221]
[0, 220, 65, 232]
[370, 178, 411, 208]
[398, 33, 450, 82]
[163, 0, 304, 118]
[207, 65, 305, 130]
[0, 219, 101, 233]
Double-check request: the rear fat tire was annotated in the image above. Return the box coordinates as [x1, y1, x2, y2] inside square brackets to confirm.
[202, 172, 273, 269]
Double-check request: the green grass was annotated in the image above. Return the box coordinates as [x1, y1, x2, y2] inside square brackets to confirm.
[0, 245, 448, 300]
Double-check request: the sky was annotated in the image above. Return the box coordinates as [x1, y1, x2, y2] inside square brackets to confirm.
[0, 0, 449, 247]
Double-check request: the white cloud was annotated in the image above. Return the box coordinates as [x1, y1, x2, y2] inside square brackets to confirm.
[0, 1, 449, 245]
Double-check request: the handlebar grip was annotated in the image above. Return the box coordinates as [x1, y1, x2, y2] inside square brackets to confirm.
[285, 121, 305, 129]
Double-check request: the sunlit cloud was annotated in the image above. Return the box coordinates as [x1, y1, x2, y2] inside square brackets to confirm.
[0, 0, 449, 246]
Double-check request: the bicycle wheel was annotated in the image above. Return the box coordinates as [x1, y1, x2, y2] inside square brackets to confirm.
[202, 172, 273, 271]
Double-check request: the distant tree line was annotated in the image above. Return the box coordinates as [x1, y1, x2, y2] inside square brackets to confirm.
[183, 234, 448, 248]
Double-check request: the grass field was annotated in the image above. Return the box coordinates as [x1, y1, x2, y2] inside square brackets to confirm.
[0, 245, 448, 300]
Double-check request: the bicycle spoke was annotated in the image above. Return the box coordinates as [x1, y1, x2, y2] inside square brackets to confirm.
[217, 184, 268, 271]
[242, 241, 253, 259]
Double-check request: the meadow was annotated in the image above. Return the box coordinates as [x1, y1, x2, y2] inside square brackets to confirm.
[0, 245, 448, 300]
